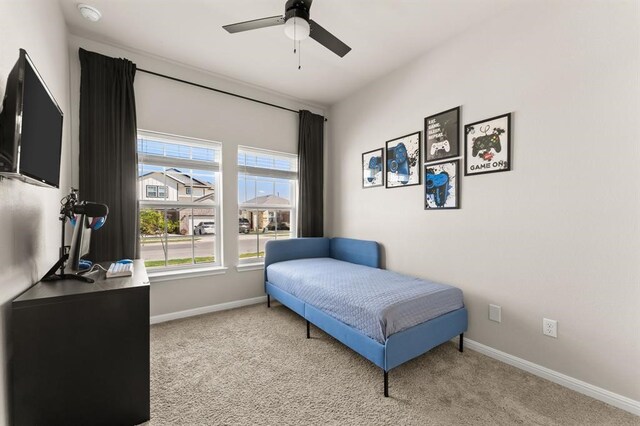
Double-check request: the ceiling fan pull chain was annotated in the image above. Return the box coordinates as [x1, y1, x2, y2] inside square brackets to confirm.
[293, 18, 297, 53]
[298, 41, 302, 70]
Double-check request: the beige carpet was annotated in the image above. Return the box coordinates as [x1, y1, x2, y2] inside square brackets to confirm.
[148, 304, 638, 425]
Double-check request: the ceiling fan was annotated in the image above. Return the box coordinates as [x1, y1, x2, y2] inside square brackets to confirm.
[222, 0, 351, 58]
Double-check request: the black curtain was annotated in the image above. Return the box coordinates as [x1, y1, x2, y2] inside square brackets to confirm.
[297, 110, 324, 237]
[79, 48, 138, 261]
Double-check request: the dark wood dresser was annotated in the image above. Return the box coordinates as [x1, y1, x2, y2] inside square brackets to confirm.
[10, 260, 150, 425]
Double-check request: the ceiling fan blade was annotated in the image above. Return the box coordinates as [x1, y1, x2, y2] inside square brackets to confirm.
[223, 15, 285, 34]
[309, 20, 351, 57]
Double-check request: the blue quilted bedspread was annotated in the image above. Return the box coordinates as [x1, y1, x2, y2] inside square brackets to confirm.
[266, 258, 463, 343]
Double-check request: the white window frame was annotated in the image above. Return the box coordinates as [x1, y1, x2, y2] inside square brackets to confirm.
[138, 129, 223, 273]
[237, 146, 298, 266]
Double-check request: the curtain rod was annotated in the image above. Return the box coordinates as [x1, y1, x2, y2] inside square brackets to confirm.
[137, 68, 327, 121]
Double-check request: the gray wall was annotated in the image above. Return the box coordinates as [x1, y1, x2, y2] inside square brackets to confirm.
[67, 35, 325, 317]
[0, 0, 71, 423]
[327, 2, 640, 401]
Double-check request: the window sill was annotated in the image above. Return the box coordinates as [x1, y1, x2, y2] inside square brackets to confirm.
[148, 266, 228, 283]
[236, 262, 264, 272]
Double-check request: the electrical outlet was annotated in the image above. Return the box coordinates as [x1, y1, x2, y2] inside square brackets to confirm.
[489, 304, 501, 323]
[543, 318, 557, 338]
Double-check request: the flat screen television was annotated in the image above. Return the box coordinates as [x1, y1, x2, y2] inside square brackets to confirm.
[0, 49, 63, 188]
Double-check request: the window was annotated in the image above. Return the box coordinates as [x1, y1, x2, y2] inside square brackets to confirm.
[238, 146, 297, 263]
[146, 185, 157, 198]
[138, 130, 221, 271]
[145, 185, 167, 199]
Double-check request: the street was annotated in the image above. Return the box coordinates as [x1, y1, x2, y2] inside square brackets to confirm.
[140, 232, 292, 262]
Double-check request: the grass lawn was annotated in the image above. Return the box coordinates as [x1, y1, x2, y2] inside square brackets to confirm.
[144, 256, 214, 268]
[259, 232, 292, 237]
[239, 252, 264, 259]
[145, 253, 265, 267]
[141, 236, 201, 244]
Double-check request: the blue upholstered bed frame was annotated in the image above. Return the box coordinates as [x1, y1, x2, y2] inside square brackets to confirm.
[264, 237, 468, 397]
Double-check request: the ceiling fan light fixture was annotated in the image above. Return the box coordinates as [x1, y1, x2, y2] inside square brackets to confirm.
[222, 0, 351, 57]
[284, 17, 310, 41]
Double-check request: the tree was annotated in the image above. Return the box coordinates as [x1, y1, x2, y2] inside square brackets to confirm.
[140, 209, 164, 236]
[140, 209, 180, 258]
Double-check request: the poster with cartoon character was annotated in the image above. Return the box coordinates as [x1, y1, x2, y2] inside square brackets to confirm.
[362, 148, 384, 188]
[385, 132, 421, 188]
[425, 106, 460, 162]
[464, 113, 511, 176]
[425, 160, 459, 209]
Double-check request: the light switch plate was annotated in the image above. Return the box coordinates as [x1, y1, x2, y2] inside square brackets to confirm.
[489, 304, 502, 323]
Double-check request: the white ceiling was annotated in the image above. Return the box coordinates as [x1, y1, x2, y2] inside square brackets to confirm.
[59, 0, 521, 106]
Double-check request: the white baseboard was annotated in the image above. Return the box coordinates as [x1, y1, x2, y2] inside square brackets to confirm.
[150, 295, 267, 324]
[461, 337, 640, 416]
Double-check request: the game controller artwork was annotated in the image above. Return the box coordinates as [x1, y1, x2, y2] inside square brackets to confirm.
[465, 113, 511, 176]
[425, 107, 460, 162]
[385, 132, 421, 188]
[425, 160, 459, 209]
[430, 140, 450, 155]
[362, 148, 384, 188]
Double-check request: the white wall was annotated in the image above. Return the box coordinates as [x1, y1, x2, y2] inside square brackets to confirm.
[0, 0, 71, 423]
[327, 1, 640, 402]
[67, 35, 325, 317]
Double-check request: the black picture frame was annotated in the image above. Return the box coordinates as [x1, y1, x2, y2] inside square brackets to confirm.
[425, 106, 460, 162]
[362, 148, 384, 188]
[385, 131, 421, 188]
[464, 113, 512, 176]
[425, 159, 460, 209]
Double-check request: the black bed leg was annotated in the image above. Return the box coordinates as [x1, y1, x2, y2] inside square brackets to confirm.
[384, 371, 389, 397]
[306, 320, 310, 339]
[459, 333, 464, 352]
[267, 295, 271, 308]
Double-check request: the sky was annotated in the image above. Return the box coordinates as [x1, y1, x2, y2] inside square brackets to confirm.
[138, 137, 294, 203]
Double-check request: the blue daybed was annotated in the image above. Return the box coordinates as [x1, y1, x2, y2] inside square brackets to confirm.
[264, 237, 468, 397]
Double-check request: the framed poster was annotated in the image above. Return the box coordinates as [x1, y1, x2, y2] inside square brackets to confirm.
[465, 113, 511, 176]
[425, 159, 460, 209]
[362, 148, 384, 188]
[385, 131, 421, 188]
[425, 106, 460, 162]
